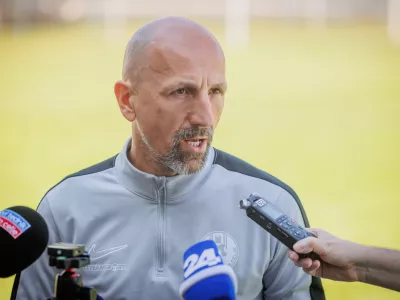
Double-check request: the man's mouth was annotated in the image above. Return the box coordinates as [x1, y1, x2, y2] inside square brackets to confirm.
[182, 137, 208, 152]
[187, 140, 202, 147]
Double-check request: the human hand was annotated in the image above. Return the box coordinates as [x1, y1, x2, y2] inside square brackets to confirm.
[288, 228, 363, 282]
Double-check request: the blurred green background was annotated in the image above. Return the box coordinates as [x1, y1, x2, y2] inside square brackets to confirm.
[0, 10, 400, 300]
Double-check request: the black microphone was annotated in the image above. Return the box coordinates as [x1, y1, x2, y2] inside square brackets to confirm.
[0, 206, 49, 278]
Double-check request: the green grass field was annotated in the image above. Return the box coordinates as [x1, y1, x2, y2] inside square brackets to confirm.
[0, 18, 399, 299]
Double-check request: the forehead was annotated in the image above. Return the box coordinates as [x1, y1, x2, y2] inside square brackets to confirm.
[142, 35, 226, 84]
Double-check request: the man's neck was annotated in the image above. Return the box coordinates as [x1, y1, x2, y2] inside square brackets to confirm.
[128, 140, 176, 177]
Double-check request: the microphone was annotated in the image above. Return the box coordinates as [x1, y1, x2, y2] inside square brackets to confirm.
[179, 240, 237, 300]
[0, 206, 49, 278]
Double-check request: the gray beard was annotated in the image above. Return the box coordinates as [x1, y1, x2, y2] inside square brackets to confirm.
[136, 122, 213, 175]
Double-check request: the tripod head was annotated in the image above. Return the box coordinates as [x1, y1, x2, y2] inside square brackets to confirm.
[47, 243, 98, 300]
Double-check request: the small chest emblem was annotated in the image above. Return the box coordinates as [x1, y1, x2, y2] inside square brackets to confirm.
[201, 231, 239, 267]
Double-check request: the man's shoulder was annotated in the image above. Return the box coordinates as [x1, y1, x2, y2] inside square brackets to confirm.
[41, 154, 118, 203]
[213, 148, 310, 226]
[64, 154, 118, 179]
[213, 149, 298, 199]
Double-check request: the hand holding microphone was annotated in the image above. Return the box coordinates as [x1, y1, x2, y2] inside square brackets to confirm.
[288, 228, 361, 282]
[288, 228, 400, 292]
[179, 240, 238, 300]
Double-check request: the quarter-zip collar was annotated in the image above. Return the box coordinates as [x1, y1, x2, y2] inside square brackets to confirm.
[115, 137, 215, 201]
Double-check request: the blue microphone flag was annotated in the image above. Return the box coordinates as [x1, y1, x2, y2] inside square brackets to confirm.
[179, 240, 237, 300]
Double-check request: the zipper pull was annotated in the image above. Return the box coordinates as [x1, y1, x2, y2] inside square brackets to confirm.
[156, 177, 166, 191]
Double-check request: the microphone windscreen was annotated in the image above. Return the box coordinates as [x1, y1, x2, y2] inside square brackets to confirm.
[179, 240, 237, 300]
[0, 206, 49, 278]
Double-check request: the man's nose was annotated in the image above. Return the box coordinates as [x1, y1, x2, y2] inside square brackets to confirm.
[188, 91, 214, 127]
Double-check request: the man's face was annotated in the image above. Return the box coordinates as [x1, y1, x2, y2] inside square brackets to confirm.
[132, 35, 226, 175]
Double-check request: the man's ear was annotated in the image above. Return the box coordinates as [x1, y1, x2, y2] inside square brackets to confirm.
[114, 80, 137, 122]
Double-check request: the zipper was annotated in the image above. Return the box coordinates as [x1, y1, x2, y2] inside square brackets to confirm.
[156, 177, 167, 276]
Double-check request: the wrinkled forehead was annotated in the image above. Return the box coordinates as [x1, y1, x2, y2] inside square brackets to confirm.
[142, 35, 226, 83]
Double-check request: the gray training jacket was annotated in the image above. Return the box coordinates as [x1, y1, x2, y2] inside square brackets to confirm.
[12, 138, 325, 300]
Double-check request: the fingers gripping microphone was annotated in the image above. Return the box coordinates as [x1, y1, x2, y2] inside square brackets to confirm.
[179, 240, 238, 300]
[0, 206, 49, 278]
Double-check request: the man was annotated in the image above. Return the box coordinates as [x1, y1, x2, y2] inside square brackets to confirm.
[289, 228, 400, 292]
[12, 17, 325, 299]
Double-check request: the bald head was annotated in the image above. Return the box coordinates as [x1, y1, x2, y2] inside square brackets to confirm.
[122, 16, 224, 84]
[115, 16, 227, 176]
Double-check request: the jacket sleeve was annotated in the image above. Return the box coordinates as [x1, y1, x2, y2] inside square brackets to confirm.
[262, 189, 315, 300]
[11, 196, 60, 300]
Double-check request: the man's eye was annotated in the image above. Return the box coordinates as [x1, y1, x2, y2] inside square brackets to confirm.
[209, 88, 223, 95]
[175, 88, 188, 95]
